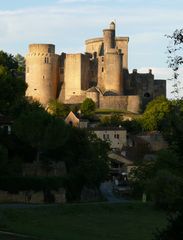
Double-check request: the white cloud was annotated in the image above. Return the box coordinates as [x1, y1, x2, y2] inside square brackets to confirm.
[0, 0, 182, 87]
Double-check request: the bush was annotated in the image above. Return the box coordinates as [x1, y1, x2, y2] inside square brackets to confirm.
[153, 211, 183, 240]
[80, 98, 96, 117]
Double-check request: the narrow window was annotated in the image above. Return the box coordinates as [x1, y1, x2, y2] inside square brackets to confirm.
[44, 57, 49, 64]
[102, 67, 104, 72]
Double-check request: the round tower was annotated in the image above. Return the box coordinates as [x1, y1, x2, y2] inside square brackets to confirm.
[103, 22, 116, 53]
[104, 49, 123, 95]
[26, 44, 60, 105]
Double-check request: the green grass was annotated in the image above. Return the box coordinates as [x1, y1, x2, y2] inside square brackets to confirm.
[0, 202, 167, 240]
[0, 233, 34, 240]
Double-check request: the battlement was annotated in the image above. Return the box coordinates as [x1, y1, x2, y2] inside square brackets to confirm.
[26, 52, 57, 57]
[85, 37, 129, 45]
[25, 22, 166, 111]
[29, 44, 55, 54]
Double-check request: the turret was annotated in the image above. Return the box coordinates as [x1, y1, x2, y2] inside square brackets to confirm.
[25, 44, 60, 105]
[101, 22, 124, 95]
[103, 22, 116, 53]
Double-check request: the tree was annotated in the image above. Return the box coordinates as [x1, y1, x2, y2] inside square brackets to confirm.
[47, 100, 70, 118]
[153, 212, 183, 240]
[162, 99, 183, 157]
[141, 96, 171, 131]
[15, 54, 25, 73]
[0, 51, 18, 70]
[0, 51, 27, 114]
[9, 97, 45, 118]
[166, 29, 183, 98]
[0, 145, 8, 175]
[80, 98, 96, 117]
[61, 128, 109, 201]
[13, 109, 52, 162]
[129, 149, 183, 209]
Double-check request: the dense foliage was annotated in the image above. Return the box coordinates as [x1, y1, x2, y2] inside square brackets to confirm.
[0, 51, 26, 114]
[48, 99, 70, 117]
[80, 98, 96, 117]
[141, 96, 171, 131]
[0, 50, 109, 201]
[130, 97, 183, 210]
[152, 28, 183, 240]
[166, 28, 183, 98]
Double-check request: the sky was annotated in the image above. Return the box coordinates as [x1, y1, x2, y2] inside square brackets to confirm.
[0, 0, 183, 98]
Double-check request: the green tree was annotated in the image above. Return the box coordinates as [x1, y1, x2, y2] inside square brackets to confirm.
[9, 97, 45, 118]
[153, 212, 183, 240]
[100, 113, 123, 127]
[62, 128, 109, 201]
[0, 51, 18, 70]
[130, 149, 183, 209]
[13, 109, 52, 162]
[47, 100, 70, 118]
[166, 29, 183, 98]
[162, 100, 183, 157]
[15, 54, 25, 73]
[13, 107, 69, 164]
[80, 98, 96, 117]
[141, 96, 171, 131]
[0, 51, 27, 114]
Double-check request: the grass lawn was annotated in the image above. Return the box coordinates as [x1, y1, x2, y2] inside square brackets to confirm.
[0, 233, 34, 240]
[0, 202, 167, 240]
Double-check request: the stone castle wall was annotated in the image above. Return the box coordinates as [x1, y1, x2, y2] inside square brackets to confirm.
[99, 95, 140, 113]
[63, 53, 90, 101]
[85, 37, 129, 68]
[0, 189, 66, 204]
[25, 23, 166, 111]
[154, 80, 166, 98]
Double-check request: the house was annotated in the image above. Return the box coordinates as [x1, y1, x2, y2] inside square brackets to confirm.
[92, 127, 127, 150]
[65, 111, 89, 128]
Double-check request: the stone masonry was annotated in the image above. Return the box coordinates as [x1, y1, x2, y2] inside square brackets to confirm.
[25, 22, 166, 113]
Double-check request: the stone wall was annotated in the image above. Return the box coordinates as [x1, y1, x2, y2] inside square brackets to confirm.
[115, 37, 129, 69]
[99, 95, 140, 113]
[0, 189, 66, 204]
[22, 161, 66, 177]
[154, 80, 166, 98]
[99, 95, 128, 110]
[85, 37, 129, 68]
[63, 53, 90, 101]
[127, 95, 141, 113]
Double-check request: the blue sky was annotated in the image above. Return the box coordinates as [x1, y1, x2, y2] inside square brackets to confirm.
[0, 0, 183, 97]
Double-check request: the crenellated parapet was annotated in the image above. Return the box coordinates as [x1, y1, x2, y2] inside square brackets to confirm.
[25, 23, 166, 111]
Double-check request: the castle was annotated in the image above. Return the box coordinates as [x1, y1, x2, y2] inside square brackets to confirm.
[25, 22, 166, 113]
